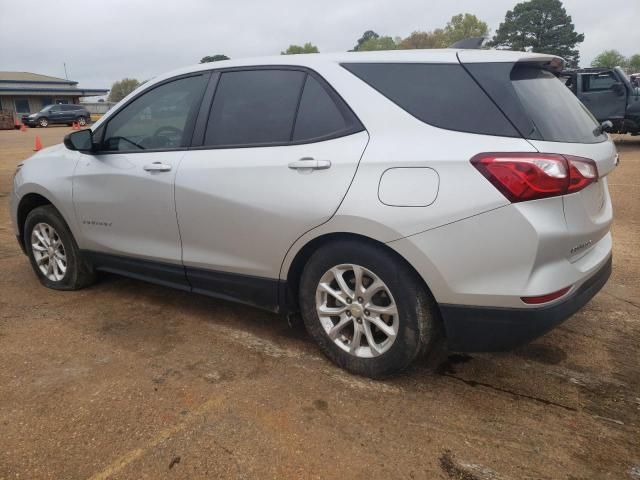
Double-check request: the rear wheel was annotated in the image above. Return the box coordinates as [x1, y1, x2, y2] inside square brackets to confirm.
[25, 205, 95, 290]
[299, 240, 439, 378]
[38, 117, 48, 128]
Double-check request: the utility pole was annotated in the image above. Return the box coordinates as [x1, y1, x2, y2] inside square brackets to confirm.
[63, 63, 69, 80]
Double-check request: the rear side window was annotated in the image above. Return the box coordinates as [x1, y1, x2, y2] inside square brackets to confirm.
[293, 75, 348, 141]
[204, 70, 305, 146]
[203, 69, 362, 147]
[342, 63, 519, 137]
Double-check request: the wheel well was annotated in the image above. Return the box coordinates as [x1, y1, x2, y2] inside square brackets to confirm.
[16, 193, 52, 250]
[284, 232, 435, 311]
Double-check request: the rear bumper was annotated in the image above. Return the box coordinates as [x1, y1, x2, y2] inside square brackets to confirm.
[440, 255, 612, 352]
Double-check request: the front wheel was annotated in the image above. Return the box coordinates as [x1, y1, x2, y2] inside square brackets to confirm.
[24, 205, 95, 290]
[38, 117, 49, 127]
[77, 116, 87, 127]
[299, 240, 439, 378]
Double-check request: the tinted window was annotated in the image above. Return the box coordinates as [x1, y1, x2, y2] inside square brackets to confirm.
[342, 63, 518, 137]
[293, 75, 349, 141]
[102, 74, 207, 151]
[205, 70, 305, 146]
[511, 66, 605, 144]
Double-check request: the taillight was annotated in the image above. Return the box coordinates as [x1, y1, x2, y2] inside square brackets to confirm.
[471, 153, 598, 203]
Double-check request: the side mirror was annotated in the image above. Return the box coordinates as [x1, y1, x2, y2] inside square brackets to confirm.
[64, 129, 94, 153]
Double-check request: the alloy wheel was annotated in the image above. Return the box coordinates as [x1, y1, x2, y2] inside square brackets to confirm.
[315, 264, 399, 358]
[30, 222, 67, 282]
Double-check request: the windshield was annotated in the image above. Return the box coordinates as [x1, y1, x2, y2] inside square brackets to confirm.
[41, 105, 53, 112]
[511, 66, 606, 144]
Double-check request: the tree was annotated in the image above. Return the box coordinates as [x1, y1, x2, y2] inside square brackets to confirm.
[352, 30, 379, 51]
[357, 36, 398, 51]
[200, 54, 230, 63]
[108, 78, 140, 103]
[490, 0, 584, 67]
[627, 54, 640, 73]
[443, 13, 489, 45]
[591, 50, 627, 69]
[281, 43, 319, 55]
[398, 30, 447, 49]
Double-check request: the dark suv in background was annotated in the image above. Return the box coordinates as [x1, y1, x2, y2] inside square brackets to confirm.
[22, 104, 91, 128]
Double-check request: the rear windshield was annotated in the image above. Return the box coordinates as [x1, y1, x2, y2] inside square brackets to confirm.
[510, 66, 605, 143]
[341, 63, 520, 138]
[465, 63, 606, 144]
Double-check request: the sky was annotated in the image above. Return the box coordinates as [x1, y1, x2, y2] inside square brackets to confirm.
[1, 0, 639, 94]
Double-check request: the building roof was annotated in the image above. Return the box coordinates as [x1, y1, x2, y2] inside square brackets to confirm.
[0, 71, 108, 97]
[0, 71, 77, 85]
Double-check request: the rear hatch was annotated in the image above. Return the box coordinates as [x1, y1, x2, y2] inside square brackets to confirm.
[459, 52, 617, 262]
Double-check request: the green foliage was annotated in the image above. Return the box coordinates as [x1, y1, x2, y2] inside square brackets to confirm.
[591, 50, 628, 69]
[398, 30, 447, 49]
[490, 0, 584, 67]
[281, 43, 319, 55]
[108, 78, 140, 103]
[352, 30, 380, 51]
[627, 54, 640, 73]
[444, 13, 489, 45]
[357, 36, 398, 52]
[397, 13, 488, 50]
[200, 54, 230, 63]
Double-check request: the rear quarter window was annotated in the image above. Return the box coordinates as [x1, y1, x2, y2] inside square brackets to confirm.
[341, 62, 519, 137]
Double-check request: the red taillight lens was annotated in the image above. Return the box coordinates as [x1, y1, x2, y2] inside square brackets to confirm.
[471, 153, 598, 202]
[521, 286, 571, 304]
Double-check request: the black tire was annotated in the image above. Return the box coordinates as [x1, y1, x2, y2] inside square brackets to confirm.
[38, 117, 49, 127]
[77, 116, 87, 127]
[24, 205, 95, 290]
[299, 239, 439, 378]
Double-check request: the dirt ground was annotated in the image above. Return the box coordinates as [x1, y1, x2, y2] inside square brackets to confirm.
[0, 126, 638, 480]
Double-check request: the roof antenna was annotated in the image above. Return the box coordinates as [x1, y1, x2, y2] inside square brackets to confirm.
[63, 62, 69, 80]
[449, 37, 485, 49]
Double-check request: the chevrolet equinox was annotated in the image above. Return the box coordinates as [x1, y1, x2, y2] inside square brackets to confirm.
[10, 50, 615, 377]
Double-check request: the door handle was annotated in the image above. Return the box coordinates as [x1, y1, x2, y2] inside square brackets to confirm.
[143, 162, 172, 172]
[288, 157, 331, 171]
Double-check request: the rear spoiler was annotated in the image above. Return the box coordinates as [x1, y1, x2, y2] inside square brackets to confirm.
[449, 37, 485, 49]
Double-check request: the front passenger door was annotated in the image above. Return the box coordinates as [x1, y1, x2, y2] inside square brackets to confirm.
[73, 73, 209, 279]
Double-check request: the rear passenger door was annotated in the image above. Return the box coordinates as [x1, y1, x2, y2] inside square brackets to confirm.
[175, 68, 368, 307]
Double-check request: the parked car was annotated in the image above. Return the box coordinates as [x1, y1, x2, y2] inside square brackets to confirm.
[22, 104, 91, 128]
[10, 50, 615, 377]
[560, 67, 640, 135]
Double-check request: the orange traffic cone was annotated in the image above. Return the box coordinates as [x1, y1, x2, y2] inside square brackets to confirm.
[20, 123, 27, 132]
[72, 121, 79, 130]
[14, 118, 21, 130]
[34, 136, 43, 152]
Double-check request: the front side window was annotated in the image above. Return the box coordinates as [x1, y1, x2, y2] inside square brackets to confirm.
[14, 98, 30, 113]
[101, 74, 207, 151]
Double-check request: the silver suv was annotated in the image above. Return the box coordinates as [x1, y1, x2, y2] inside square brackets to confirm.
[10, 50, 615, 377]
